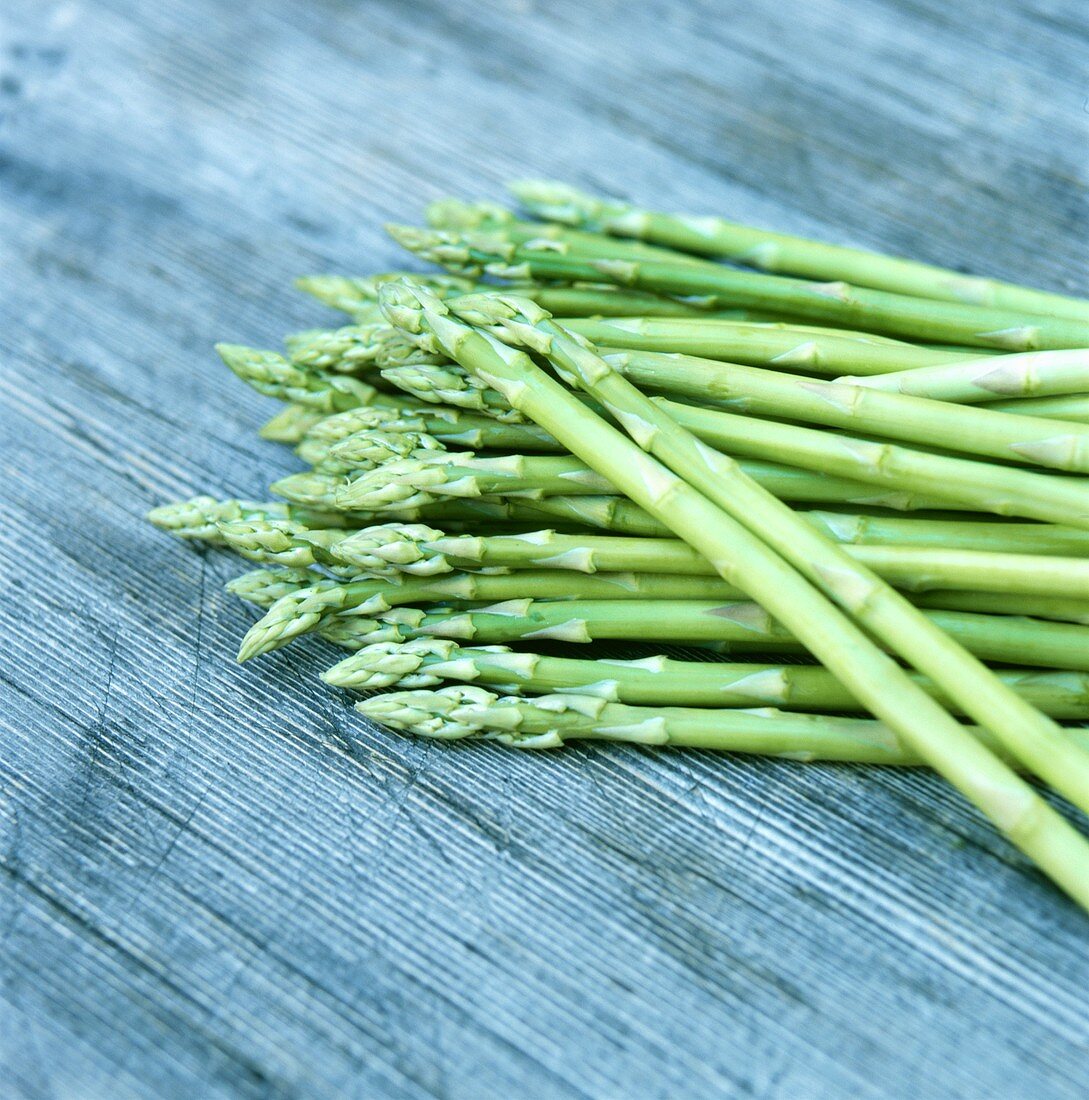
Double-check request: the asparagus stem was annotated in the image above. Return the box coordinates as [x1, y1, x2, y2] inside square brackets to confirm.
[329, 451, 960, 515]
[799, 510, 1089, 556]
[427, 197, 706, 266]
[389, 227, 1089, 350]
[564, 317, 982, 375]
[334, 508, 1089, 560]
[378, 279, 1089, 909]
[297, 404, 560, 461]
[911, 592, 1089, 625]
[359, 685, 1089, 763]
[296, 272, 735, 321]
[446, 291, 1089, 834]
[147, 497, 376, 543]
[326, 639, 1089, 719]
[409, 595, 1089, 669]
[216, 344, 384, 413]
[237, 570, 759, 660]
[595, 348, 1089, 473]
[318, 387, 1089, 526]
[509, 180, 1089, 321]
[840, 349, 1089, 403]
[333, 526, 1089, 599]
[986, 395, 1089, 423]
[657, 399, 1089, 528]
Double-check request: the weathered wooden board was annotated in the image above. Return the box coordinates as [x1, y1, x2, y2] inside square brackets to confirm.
[2, 0, 1088, 1096]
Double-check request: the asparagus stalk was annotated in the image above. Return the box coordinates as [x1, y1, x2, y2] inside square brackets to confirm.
[321, 392, 1089, 527]
[330, 451, 960, 515]
[359, 685, 1089, 763]
[446, 290, 1089, 828]
[333, 508, 1089, 560]
[271, 471, 611, 526]
[912, 592, 1089, 626]
[296, 272, 733, 321]
[216, 344, 387, 413]
[388, 227, 1089, 350]
[986, 395, 1089, 423]
[378, 279, 1089, 908]
[509, 180, 1089, 321]
[326, 639, 1089, 719]
[297, 404, 559, 462]
[594, 349, 1089, 473]
[147, 496, 377, 543]
[237, 568, 772, 660]
[330, 526, 1089, 599]
[295, 273, 479, 316]
[406, 594, 1089, 669]
[799, 510, 1089, 556]
[427, 197, 708, 266]
[840, 349, 1089, 403]
[564, 317, 982, 375]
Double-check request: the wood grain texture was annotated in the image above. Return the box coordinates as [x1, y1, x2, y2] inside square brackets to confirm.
[2, 0, 1088, 1096]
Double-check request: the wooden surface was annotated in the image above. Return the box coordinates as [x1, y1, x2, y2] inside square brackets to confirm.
[2, 0, 1088, 1096]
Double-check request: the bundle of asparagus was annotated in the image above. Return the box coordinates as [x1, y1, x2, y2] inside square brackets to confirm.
[149, 182, 1089, 909]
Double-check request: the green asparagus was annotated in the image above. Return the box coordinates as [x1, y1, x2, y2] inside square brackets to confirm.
[510, 180, 1089, 321]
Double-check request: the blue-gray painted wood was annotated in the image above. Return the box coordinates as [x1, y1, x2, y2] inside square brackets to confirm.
[2, 1, 1088, 1096]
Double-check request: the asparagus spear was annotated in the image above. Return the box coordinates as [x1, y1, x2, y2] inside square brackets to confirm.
[326, 639, 1089, 719]
[322, 394, 1089, 527]
[238, 570, 775, 661]
[564, 316, 982, 375]
[332, 510, 1089, 562]
[303, 594, 1089, 660]
[147, 496, 376, 543]
[330, 452, 960, 515]
[443, 289, 1089, 830]
[330, 525, 1089, 599]
[912, 592, 1089, 625]
[840, 349, 1089, 403]
[216, 343, 389, 413]
[388, 226, 1089, 350]
[359, 685, 1089, 763]
[296, 272, 733, 321]
[427, 197, 708, 266]
[509, 180, 1089, 321]
[986, 394, 1089, 423]
[593, 349, 1089, 473]
[295, 273, 479, 316]
[378, 279, 1089, 908]
[297, 404, 559, 461]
